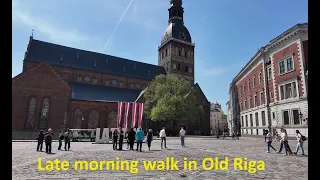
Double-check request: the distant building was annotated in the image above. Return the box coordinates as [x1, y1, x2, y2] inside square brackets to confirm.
[226, 101, 232, 134]
[210, 102, 228, 135]
[229, 23, 308, 137]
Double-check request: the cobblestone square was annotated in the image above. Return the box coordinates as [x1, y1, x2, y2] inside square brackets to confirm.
[12, 137, 308, 180]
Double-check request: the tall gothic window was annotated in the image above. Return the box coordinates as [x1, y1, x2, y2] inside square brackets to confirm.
[72, 109, 84, 129]
[39, 97, 50, 129]
[26, 97, 37, 129]
[108, 111, 117, 128]
[88, 110, 99, 129]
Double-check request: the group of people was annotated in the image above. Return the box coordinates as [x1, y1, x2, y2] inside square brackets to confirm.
[112, 128, 153, 152]
[36, 128, 71, 154]
[264, 128, 306, 156]
[111, 126, 187, 151]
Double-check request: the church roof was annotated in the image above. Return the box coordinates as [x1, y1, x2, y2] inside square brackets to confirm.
[25, 39, 166, 81]
[70, 82, 142, 103]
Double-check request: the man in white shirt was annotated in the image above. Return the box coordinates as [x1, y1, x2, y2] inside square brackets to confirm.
[159, 127, 167, 149]
[179, 126, 186, 148]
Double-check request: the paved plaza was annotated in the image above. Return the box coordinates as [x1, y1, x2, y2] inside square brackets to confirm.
[12, 137, 308, 180]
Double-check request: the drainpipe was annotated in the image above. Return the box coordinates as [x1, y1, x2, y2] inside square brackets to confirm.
[262, 51, 272, 133]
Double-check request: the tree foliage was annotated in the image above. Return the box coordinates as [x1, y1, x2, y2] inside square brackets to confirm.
[144, 74, 202, 124]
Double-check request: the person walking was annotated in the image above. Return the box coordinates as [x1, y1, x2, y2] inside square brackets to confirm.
[118, 129, 124, 150]
[265, 130, 277, 153]
[278, 128, 293, 154]
[280, 129, 289, 155]
[36, 130, 45, 151]
[44, 128, 53, 154]
[146, 129, 153, 150]
[179, 126, 186, 148]
[294, 130, 305, 155]
[112, 129, 119, 150]
[58, 130, 64, 150]
[128, 128, 136, 150]
[159, 127, 167, 149]
[64, 129, 71, 151]
[136, 128, 144, 152]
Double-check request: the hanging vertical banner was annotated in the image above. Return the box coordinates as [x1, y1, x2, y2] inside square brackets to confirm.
[117, 102, 124, 128]
[138, 103, 144, 128]
[131, 103, 138, 128]
[124, 102, 130, 131]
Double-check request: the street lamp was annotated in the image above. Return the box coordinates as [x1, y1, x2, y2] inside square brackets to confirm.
[299, 112, 307, 126]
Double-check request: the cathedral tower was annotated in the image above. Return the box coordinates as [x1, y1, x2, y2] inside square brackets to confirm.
[158, 0, 195, 84]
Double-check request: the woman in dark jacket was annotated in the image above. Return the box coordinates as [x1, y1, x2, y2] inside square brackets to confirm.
[128, 128, 136, 150]
[45, 128, 53, 153]
[146, 129, 153, 151]
[36, 130, 45, 151]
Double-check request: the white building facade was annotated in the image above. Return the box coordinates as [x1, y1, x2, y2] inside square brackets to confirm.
[230, 23, 308, 137]
[210, 102, 228, 135]
[226, 101, 233, 135]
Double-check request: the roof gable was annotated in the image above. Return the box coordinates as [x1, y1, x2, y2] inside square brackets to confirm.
[25, 39, 166, 81]
[192, 83, 209, 104]
[12, 60, 70, 92]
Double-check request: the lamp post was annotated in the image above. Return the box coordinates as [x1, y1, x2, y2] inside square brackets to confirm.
[299, 112, 307, 126]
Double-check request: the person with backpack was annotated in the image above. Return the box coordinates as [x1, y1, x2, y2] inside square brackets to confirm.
[294, 130, 306, 155]
[58, 130, 64, 150]
[36, 130, 45, 151]
[44, 128, 53, 153]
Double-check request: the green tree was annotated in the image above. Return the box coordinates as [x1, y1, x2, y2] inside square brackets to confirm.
[144, 74, 202, 126]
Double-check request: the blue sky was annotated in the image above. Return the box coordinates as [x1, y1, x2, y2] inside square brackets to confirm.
[12, 0, 307, 112]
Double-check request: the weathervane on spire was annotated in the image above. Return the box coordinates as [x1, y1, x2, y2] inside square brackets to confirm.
[31, 29, 34, 38]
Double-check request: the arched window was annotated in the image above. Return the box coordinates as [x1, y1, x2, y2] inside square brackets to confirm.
[72, 109, 83, 129]
[185, 66, 188, 72]
[88, 110, 99, 129]
[39, 97, 50, 129]
[108, 111, 117, 128]
[173, 63, 176, 70]
[26, 97, 37, 129]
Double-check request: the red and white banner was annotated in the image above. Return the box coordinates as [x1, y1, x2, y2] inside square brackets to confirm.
[117, 102, 124, 128]
[138, 103, 144, 128]
[124, 102, 130, 131]
[131, 103, 138, 128]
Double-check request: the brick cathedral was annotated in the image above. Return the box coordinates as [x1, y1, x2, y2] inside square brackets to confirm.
[12, 0, 210, 139]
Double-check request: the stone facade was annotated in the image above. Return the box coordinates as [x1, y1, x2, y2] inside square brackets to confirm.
[230, 23, 308, 137]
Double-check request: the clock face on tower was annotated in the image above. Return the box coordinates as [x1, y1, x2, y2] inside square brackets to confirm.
[179, 32, 186, 40]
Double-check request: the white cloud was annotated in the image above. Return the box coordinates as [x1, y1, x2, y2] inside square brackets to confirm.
[12, 1, 88, 46]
